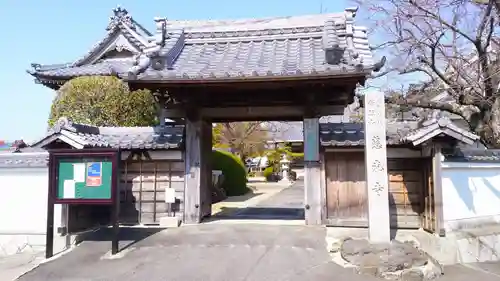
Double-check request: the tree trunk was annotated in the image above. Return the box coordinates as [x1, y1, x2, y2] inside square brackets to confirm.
[482, 97, 500, 147]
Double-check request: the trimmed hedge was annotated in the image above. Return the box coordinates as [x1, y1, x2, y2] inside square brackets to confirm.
[212, 150, 249, 196]
[263, 166, 274, 179]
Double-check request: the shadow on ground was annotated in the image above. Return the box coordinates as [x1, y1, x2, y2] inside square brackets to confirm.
[74, 226, 165, 252]
[212, 207, 305, 220]
[18, 224, 382, 281]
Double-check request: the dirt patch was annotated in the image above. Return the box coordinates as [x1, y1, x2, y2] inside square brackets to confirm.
[329, 237, 444, 280]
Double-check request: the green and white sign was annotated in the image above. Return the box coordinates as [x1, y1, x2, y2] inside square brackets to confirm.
[57, 159, 113, 200]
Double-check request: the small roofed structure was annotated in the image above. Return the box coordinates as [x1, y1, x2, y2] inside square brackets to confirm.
[30, 117, 183, 151]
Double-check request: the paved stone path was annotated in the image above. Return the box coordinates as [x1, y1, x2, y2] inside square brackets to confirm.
[213, 180, 305, 220]
[17, 224, 379, 281]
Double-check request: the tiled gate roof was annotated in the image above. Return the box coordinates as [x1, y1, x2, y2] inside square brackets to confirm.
[29, 7, 384, 86]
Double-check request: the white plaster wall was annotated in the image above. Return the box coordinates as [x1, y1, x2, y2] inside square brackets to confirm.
[441, 162, 500, 231]
[0, 167, 63, 256]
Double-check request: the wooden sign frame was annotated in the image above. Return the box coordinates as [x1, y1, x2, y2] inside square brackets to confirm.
[49, 149, 119, 204]
[46, 148, 120, 258]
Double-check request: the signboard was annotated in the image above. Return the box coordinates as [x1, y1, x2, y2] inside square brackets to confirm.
[56, 159, 113, 202]
[303, 118, 320, 161]
[46, 149, 120, 259]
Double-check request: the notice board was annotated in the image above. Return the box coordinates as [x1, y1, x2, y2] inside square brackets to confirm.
[56, 159, 113, 201]
[46, 149, 120, 259]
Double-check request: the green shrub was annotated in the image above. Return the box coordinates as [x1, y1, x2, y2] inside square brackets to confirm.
[211, 150, 249, 196]
[263, 166, 274, 179]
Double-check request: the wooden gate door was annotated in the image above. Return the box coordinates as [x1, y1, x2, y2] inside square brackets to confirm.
[120, 160, 184, 225]
[387, 159, 425, 229]
[325, 152, 368, 227]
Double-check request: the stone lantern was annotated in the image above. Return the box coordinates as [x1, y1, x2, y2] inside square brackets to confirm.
[280, 154, 291, 182]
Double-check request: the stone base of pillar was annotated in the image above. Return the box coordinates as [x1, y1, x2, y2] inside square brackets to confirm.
[159, 216, 180, 228]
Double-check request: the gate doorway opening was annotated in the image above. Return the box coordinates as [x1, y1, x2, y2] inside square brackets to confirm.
[207, 121, 306, 222]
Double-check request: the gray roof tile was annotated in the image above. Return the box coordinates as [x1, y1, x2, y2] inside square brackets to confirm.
[319, 122, 419, 147]
[30, 117, 183, 150]
[404, 117, 479, 146]
[442, 148, 500, 162]
[319, 116, 480, 147]
[267, 119, 427, 146]
[31, 7, 381, 83]
[35, 59, 133, 78]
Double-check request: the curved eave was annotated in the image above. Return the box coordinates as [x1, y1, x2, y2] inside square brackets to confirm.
[29, 71, 120, 90]
[124, 68, 374, 85]
[29, 66, 373, 89]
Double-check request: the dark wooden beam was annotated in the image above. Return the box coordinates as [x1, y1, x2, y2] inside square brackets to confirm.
[128, 75, 366, 90]
[163, 105, 345, 121]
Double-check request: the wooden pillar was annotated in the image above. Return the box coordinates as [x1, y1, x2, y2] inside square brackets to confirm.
[184, 117, 202, 224]
[200, 120, 213, 219]
[184, 115, 212, 224]
[432, 144, 446, 236]
[363, 91, 390, 243]
[303, 117, 322, 225]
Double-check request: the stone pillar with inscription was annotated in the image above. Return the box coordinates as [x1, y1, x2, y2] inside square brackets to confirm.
[363, 92, 390, 243]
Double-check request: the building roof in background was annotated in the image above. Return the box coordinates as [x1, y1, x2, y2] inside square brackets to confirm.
[319, 116, 479, 147]
[30, 117, 183, 150]
[29, 6, 382, 88]
[0, 140, 28, 152]
[266, 121, 304, 142]
[267, 112, 480, 147]
[319, 121, 419, 147]
[0, 141, 14, 151]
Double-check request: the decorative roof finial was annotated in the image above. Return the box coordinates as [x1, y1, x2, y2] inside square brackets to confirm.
[113, 5, 128, 17]
[48, 117, 77, 134]
[107, 5, 135, 31]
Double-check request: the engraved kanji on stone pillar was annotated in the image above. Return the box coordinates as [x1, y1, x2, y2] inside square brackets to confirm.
[363, 91, 390, 243]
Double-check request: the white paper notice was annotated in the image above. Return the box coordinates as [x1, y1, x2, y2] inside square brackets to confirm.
[164, 187, 176, 203]
[63, 180, 76, 199]
[73, 163, 85, 183]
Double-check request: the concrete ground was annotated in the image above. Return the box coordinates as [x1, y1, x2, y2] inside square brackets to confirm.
[441, 262, 500, 280]
[0, 251, 44, 281]
[12, 181, 500, 280]
[16, 224, 381, 281]
[210, 180, 304, 221]
[210, 182, 285, 216]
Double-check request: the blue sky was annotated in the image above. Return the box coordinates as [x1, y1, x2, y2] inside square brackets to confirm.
[0, 0, 369, 142]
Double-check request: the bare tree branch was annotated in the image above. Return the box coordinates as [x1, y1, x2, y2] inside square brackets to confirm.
[355, 0, 500, 147]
